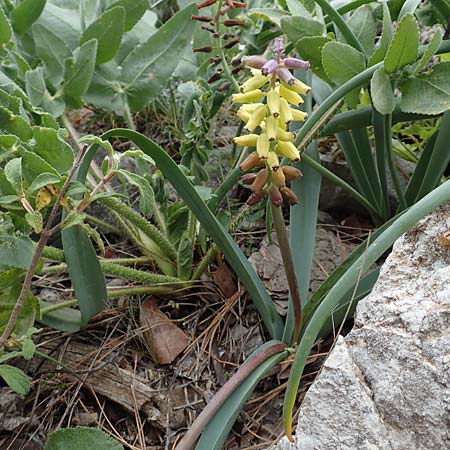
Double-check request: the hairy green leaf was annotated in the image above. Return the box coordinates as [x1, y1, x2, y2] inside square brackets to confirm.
[0, 365, 30, 395]
[45, 427, 123, 450]
[369, 1, 392, 67]
[63, 39, 97, 109]
[322, 41, 366, 107]
[384, 14, 419, 73]
[371, 67, 395, 114]
[25, 67, 46, 106]
[4, 157, 23, 192]
[32, 127, 74, 173]
[248, 8, 288, 26]
[25, 211, 43, 233]
[412, 28, 443, 76]
[107, 0, 148, 32]
[121, 4, 196, 111]
[0, 7, 12, 45]
[400, 61, 450, 115]
[0, 289, 39, 337]
[0, 236, 34, 269]
[32, 24, 72, 87]
[10, 0, 46, 34]
[347, 5, 376, 56]
[296, 36, 332, 84]
[281, 15, 325, 43]
[80, 6, 125, 64]
[0, 106, 33, 140]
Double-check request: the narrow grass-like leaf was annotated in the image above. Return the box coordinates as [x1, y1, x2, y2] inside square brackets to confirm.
[372, 110, 389, 219]
[321, 105, 434, 136]
[414, 111, 450, 201]
[283, 141, 321, 344]
[335, 130, 381, 214]
[283, 177, 450, 438]
[318, 267, 380, 338]
[404, 130, 438, 206]
[80, 129, 284, 340]
[195, 342, 288, 450]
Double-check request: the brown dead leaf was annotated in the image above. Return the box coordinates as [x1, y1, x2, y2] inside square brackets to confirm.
[139, 297, 190, 365]
[437, 231, 450, 248]
[213, 261, 237, 298]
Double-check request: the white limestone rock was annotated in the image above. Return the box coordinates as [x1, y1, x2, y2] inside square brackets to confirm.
[270, 204, 450, 450]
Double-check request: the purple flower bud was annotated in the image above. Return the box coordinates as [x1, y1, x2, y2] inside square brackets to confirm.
[283, 57, 310, 70]
[277, 68, 296, 85]
[242, 55, 268, 69]
[261, 59, 278, 75]
[272, 37, 285, 56]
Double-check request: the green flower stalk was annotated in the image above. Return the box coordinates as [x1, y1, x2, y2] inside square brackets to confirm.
[232, 38, 311, 206]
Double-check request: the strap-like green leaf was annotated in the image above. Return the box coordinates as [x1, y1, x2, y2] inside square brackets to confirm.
[284, 175, 450, 437]
[61, 225, 107, 327]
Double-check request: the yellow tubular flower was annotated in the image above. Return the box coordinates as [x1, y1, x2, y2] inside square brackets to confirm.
[241, 74, 270, 93]
[232, 89, 263, 103]
[245, 104, 267, 131]
[276, 128, 296, 142]
[267, 151, 280, 171]
[256, 133, 270, 159]
[279, 84, 303, 106]
[291, 108, 308, 122]
[239, 103, 260, 113]
[265, 116, 278, 141]
[276, 141, 300, 161]
[279, 98, 294, 124]
[267, 88, 280, 117]
[284, 78, 311, 95]
[234, 134, 259, 146]
[237, 109, 251, 122]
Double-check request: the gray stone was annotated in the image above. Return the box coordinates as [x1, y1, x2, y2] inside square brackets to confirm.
[270, 204, 450, 450]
